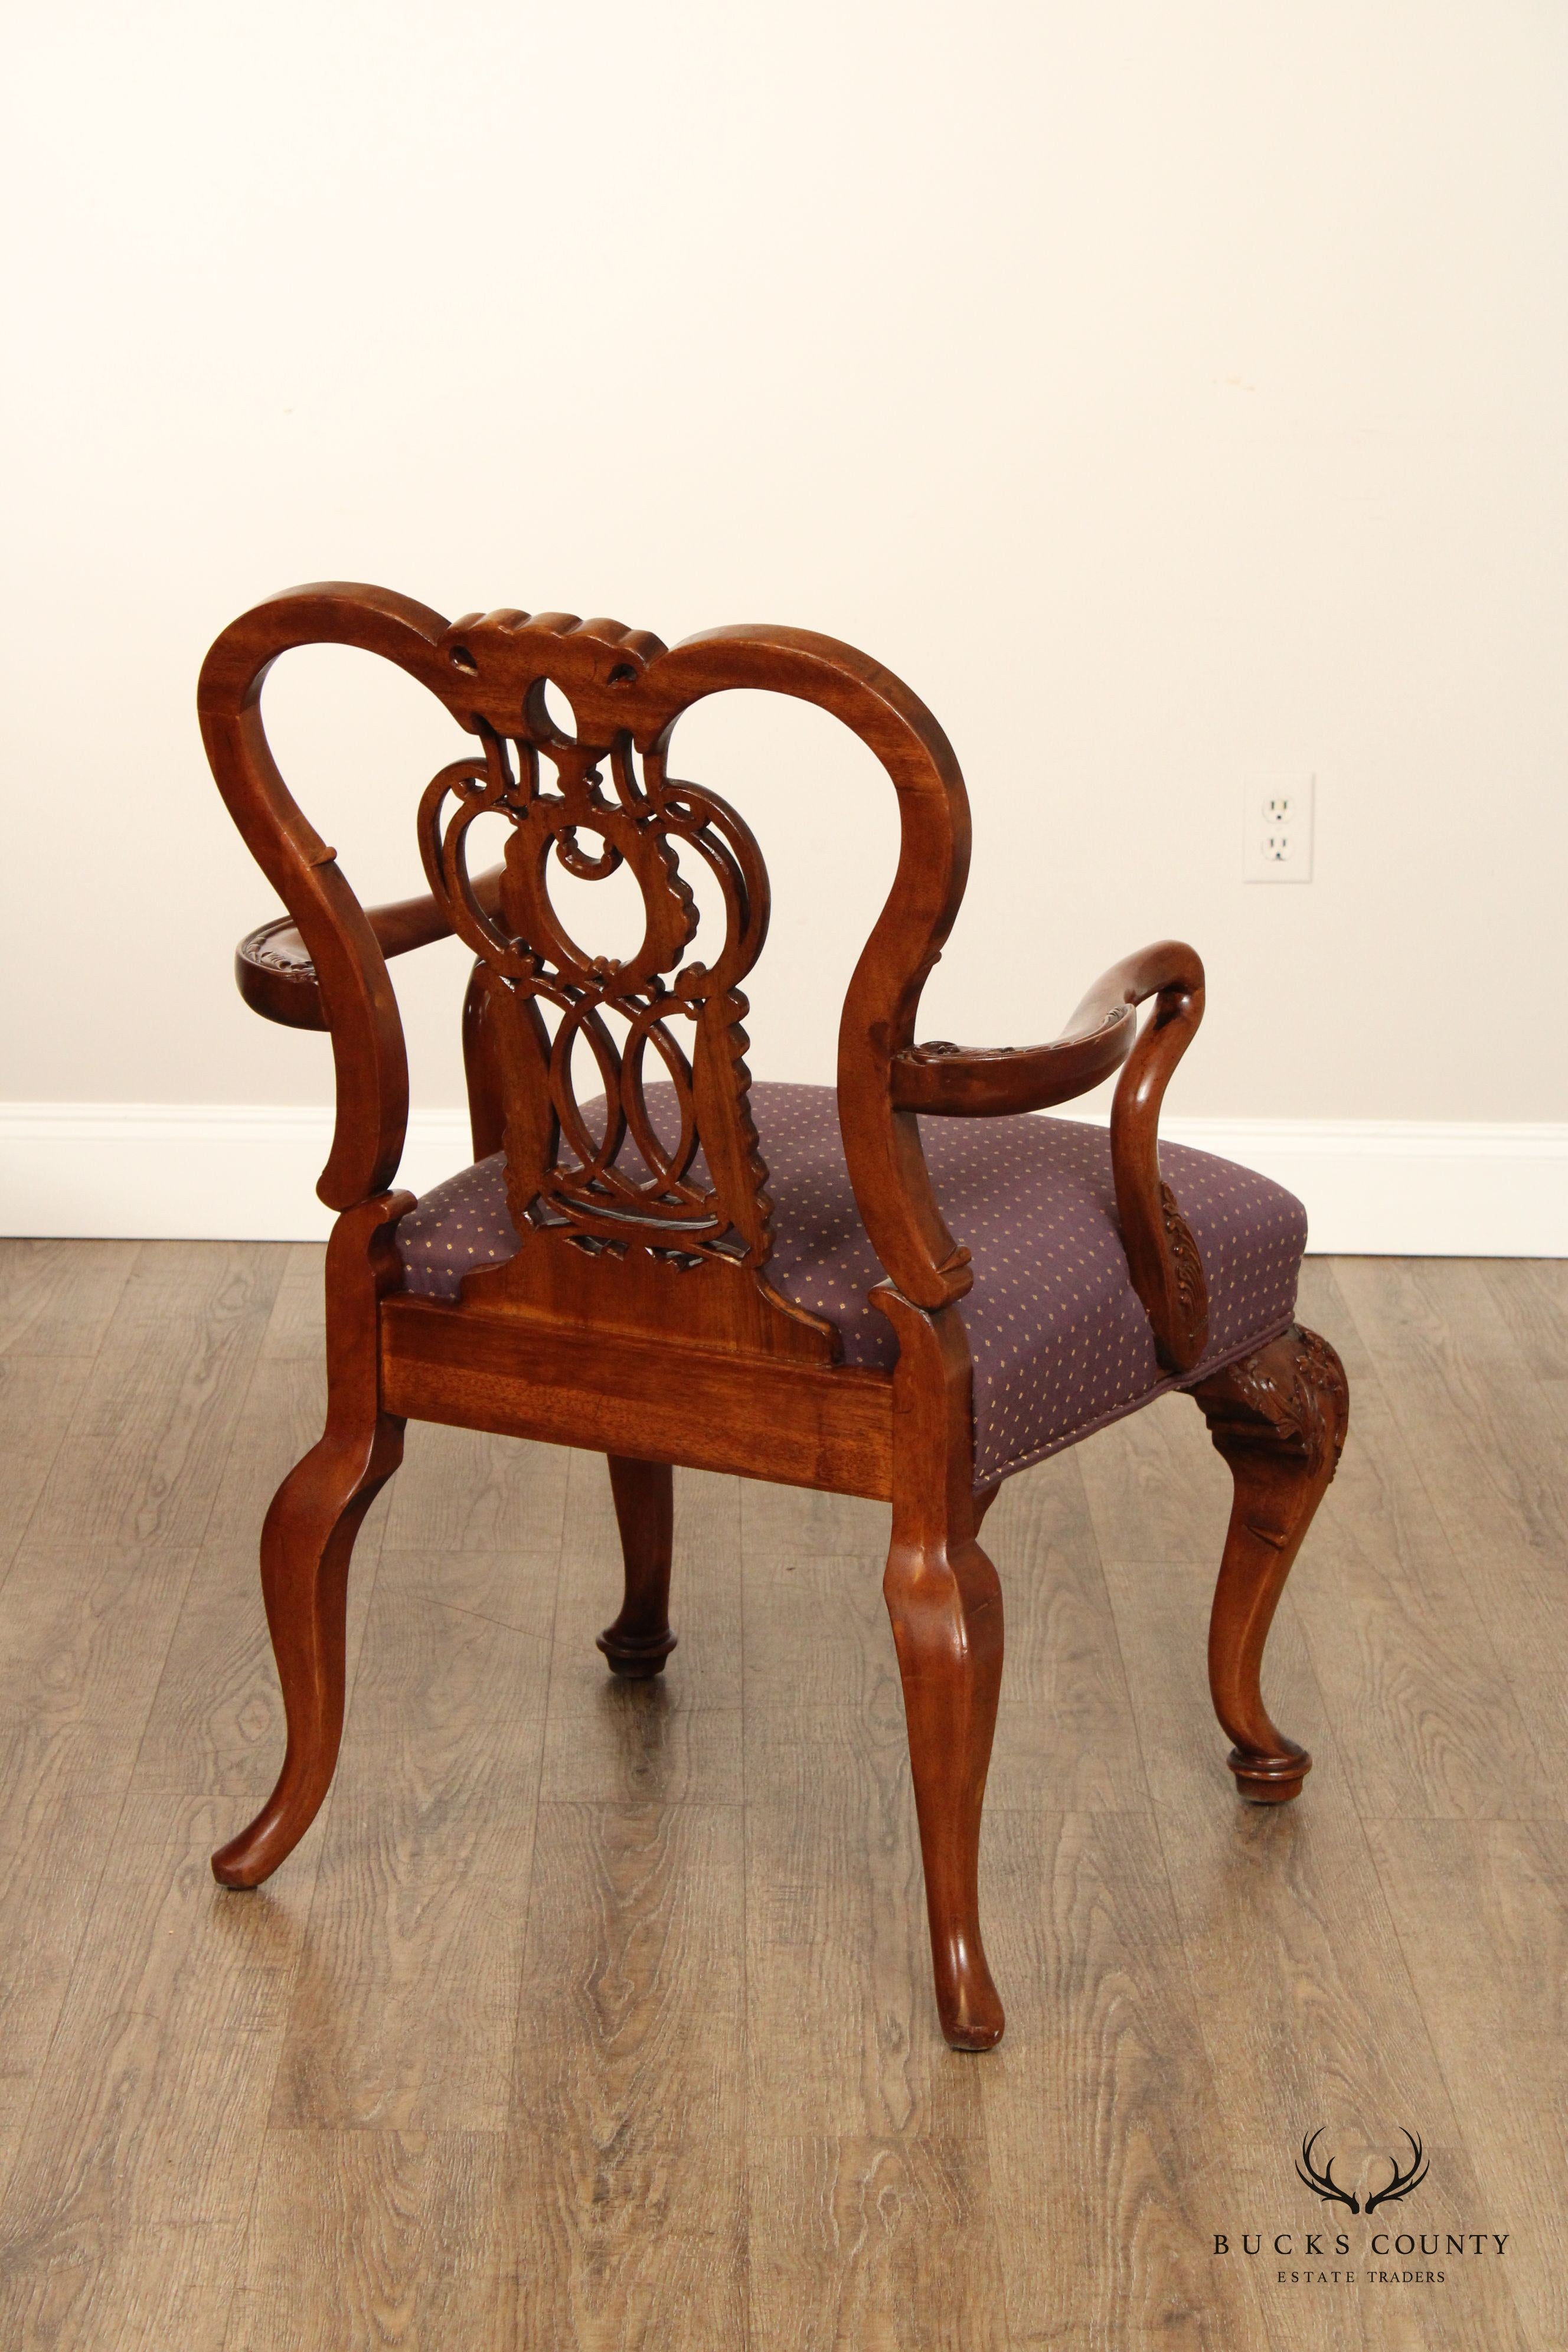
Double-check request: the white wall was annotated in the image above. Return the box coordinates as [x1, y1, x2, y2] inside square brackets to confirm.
[2, 4, 1565, 1240]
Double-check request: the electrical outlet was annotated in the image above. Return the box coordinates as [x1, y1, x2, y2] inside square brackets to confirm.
[1244, 778, 1314, 883]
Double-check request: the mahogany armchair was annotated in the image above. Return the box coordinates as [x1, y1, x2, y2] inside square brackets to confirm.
[198, 584, 1347, 2050]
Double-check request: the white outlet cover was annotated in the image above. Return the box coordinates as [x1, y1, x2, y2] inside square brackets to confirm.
[1244, 777, 1314, 883]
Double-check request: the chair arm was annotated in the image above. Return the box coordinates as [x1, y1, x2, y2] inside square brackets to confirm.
[888, 940, 1196, 1116]
[235, 865, 507, 1030]
[891, 940, 1210, 1373]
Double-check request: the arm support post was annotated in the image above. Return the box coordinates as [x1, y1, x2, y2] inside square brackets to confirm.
[889, 939, 1209, 1373]
[1108, 948, 1207, 1372]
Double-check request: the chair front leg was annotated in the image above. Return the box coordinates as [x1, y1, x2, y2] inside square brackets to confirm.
[213, 1194, 411, 1888]
[1190, 1324, 1348, 1804]
[876, 1286, 1005, 2051]
[597, 1455, 678, 1677]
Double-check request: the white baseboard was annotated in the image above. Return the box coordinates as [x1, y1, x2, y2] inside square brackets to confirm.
[0, 1105, 474, 1244]
[0, 1102, 1563, 1255]
[1155, 1116, 1567, 1256]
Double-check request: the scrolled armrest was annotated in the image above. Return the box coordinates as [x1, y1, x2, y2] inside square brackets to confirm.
[236, 865, 507, 1031]
[891, 939, 1210, 1374]
[890, 1011, 1133, 1117]
[889, 940, 1197, 1118]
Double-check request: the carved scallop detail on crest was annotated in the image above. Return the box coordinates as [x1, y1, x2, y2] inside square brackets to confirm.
[436, 608, 669, 751]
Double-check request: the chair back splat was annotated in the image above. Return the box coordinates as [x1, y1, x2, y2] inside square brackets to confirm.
[424, 617, 833, 1361]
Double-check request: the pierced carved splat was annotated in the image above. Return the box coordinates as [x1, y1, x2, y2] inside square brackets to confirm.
[416, 610, 835, 1359]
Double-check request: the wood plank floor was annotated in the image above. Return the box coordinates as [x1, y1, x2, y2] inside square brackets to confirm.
[0, 1241, 1563, 2348]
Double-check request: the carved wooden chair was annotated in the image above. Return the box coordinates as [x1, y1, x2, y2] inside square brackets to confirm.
[198, 583, 1348, 2050]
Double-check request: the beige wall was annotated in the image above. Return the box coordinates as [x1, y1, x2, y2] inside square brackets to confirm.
[3, 1, 1564, 1131]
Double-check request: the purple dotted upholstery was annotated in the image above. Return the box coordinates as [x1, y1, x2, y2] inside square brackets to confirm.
[396, 1082, 1306, 1487]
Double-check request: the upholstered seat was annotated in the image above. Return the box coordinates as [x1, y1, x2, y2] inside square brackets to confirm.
[397, 1081, 1308, 1486]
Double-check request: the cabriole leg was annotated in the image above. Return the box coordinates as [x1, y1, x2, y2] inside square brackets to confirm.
[211, 1194, 410, 1889]
[210, 1419, 403, 1886]
[1190, 1324, 1348, 1804]
[597, 1455, 677, 1678]
[876, 1285, 1005, 2051]
[884, 1526, 1005, 2050]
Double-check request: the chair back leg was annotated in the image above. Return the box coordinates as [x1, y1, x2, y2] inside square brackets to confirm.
[598, 1455, 678, 1677]
[1190, 1324, 1349, 1803]
[877, 1288, 1005, 2051]
[211, 1195, 411, 1888]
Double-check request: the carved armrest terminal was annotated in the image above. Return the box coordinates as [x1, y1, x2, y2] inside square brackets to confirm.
[235, 864, 508, 1031]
